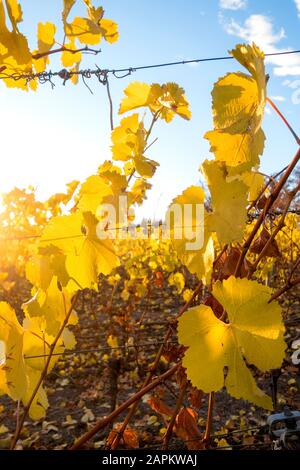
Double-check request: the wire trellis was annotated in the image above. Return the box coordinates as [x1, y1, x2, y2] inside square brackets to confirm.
[0, 49, 300, 88]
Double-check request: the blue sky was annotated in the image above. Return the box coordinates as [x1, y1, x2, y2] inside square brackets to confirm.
[0, 0, 299, 220]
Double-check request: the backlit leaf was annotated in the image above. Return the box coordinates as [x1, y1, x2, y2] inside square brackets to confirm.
[178, 276, 285, 409]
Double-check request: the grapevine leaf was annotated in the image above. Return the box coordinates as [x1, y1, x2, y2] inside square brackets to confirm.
[201, 159, 248, 244]
[178, 276, 286, 409]
[40, 212, 119, 289]
[119, 82, 152, 115]
[37, 22, 56, 54]
[23, 276, 78, 337]
[204, 43, 266, 173]
[167, 186, 214, 285]
[0, 302, 27, 400]
[119, 82, 191, 122]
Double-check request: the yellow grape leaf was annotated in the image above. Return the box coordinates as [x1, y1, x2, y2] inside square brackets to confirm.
[107, 334, 118, 349]
[98, 161, 127, 192]
[22, 317, 64, 419]
[61, 328, 76, 349]
[129, 178, 152, 205]
[178, 276, 285, 409]
[32, 22, 56, 73]
[112, 114, 146, 162]
[61, 37, 81, 67]
[0, 1, 31, 64]
[5, 0, 23, 29]
[22, 317, 63, 373]
[67, 16, 118, 45]
[99, 18, 119, 44]
[168, 272, 185, 294]
[23, 276, 77, 337]
[240, 171, 265, 202]
[119, 82, 191, 122]
[78, 175, 113, 214]
[62, 0, 76, 30]
[40, 212, 119, 289]
[201, 159, 248, 244]
[204, 43, 266, 173]
[182, 288, 193, 302]
[26, 247, 69, 291]
[119, 82, 151, 115]
[0, 302, 65, 420]
[21, 367, 49, 420]
[67, 16, 101, 45]
[111, 114, 158, 178]
[232, 43, 266, 98]
[0, 302, 27, 400]
[205, 128, 265, 172]
[167, 186, 214, 285]
[83, 1, 104, 23]
[148, 82, 191, 122]
[134, 156, 158, 178]
[37, 22, 56, 54]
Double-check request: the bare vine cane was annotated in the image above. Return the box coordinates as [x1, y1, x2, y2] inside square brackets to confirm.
[72, 282, 202, 450]
[235, 147, 300, 278]
[106, 281, 203, 450]
[162, 377, 188, 449]
[70, 363, 180, 450]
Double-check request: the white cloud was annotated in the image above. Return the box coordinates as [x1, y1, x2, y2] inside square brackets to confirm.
[223, 15, 285, 49]
[219, 0, 247, 10]
[295, 0, 300, 18]
[222, 14, 300, 76]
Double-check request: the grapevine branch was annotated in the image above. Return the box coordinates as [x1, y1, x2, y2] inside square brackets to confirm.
[249, 181, 300, 273]
[266, 97, 300, 145]
[235, 146, 300, 277]
[269, 276, 300, 303]
[31, 46, 101, 61]
[70, 362, 180, 450]
[80, 281, 202, 450]
[248, 164, 288, 212]
[10, 291, 79, 450]
[162, 377, 187, 449]
[203, 392, 215, 446]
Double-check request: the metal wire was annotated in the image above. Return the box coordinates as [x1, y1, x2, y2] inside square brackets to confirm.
[1, 49, 300, 86]
[24, 339, 178, 359]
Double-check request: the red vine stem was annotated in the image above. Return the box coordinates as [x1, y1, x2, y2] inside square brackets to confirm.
[269, 276, 300, 303]
[234, 147, 300, 277]
[162, 377, 187, 449]
[32, 46, 100, 61]
[79, 281, 202, 450]
[249, 181, 300, 273]
[70, 363, 180, 450]
[203, 392, 214, 447]
[266, 97, 300, 145]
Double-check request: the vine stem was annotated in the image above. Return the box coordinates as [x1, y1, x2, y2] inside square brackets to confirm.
[105, 77, 114, 131]
[126, 110, 160, 186]
[266, 97, 300, 145]
[203, 392, 214, 447]
[249, 181, 300, 274]
[10, 291, 79, 450]
[248, 164, 288, 212]
[77, 281, 202, 450]
[269, 276, 300, 303]
[162, 378, 187, 449]
[32, 46, 100, 61]
[70, 363, 180, 450]
[234, 147, 300, 277]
